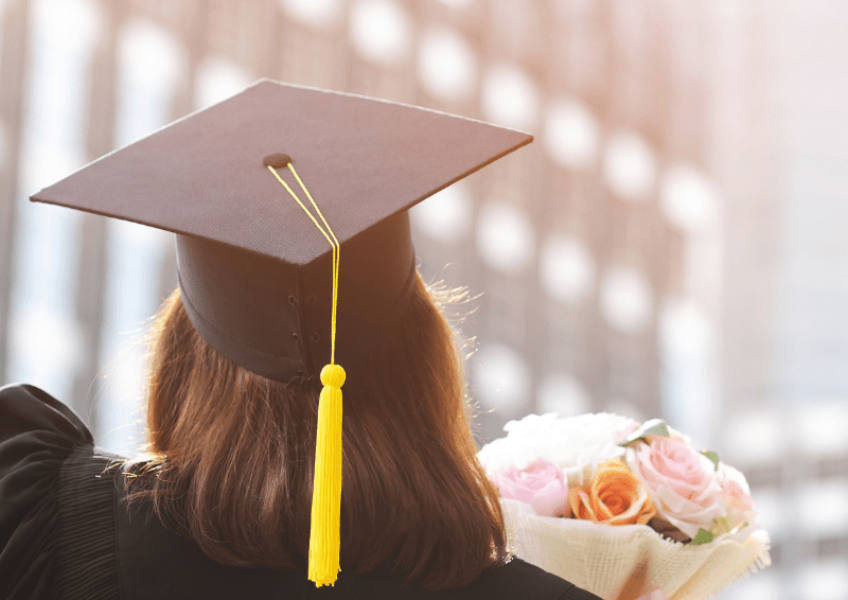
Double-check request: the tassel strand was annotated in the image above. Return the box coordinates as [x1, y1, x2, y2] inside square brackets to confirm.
[308, 364, 345, 585]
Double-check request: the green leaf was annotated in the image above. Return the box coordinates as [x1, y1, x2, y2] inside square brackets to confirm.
[701, 450, 720, 471]
[622, 418, 671, 446]
[691, 528, 714, 545]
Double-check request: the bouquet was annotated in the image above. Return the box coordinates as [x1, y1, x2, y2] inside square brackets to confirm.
[478, 413, 770, 600]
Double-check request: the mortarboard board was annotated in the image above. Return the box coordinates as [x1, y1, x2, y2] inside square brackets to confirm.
[31, 79, 532, 385]
[29, 79, 533, 585]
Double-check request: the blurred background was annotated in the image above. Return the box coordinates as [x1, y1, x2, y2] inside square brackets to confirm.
[0, 0, 847, 597]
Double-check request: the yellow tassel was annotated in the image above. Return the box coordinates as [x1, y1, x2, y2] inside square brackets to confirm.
[308, 364, 346, 586]
[267, 160, 345, 586]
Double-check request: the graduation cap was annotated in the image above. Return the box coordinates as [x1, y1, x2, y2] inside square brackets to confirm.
[30, 79, 533, 586]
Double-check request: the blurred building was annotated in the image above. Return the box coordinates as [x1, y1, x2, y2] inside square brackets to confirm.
[715, 2, 848, 599]
[0, 0, 846, 598]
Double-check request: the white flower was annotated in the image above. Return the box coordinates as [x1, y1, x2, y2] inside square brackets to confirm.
[477, 413, 640, 484]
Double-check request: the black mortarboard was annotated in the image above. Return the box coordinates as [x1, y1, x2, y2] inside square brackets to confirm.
[29, 79, 533, 586]
[30, 79, 532, 384]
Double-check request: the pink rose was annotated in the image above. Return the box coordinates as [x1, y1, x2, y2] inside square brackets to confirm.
[491, 460, 570, 517]
[626, 438, 723, 539]
[714, 464, 757, 534]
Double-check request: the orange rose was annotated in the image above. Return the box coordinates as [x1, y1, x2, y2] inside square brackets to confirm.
[569, 459, 656, 525]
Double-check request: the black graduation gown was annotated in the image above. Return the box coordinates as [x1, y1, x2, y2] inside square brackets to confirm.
[0, 384, 602, 600]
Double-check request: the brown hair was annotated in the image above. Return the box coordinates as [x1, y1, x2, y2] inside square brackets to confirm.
[131, 274, 508, 590]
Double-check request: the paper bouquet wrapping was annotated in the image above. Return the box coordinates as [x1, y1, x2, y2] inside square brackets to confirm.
[478, 413, 771, 600]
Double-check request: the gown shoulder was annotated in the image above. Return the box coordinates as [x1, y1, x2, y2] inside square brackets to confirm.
[0, 383, 119, 600]
[429, 557, 604, 600]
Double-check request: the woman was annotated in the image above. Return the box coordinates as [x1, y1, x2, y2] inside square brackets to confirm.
[0, 81, 603, 599]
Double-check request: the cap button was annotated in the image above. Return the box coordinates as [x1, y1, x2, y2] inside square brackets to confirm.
[263, 153, 291, 168]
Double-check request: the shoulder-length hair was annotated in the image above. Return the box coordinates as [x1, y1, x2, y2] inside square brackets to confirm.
[131, 274, 508, 590]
